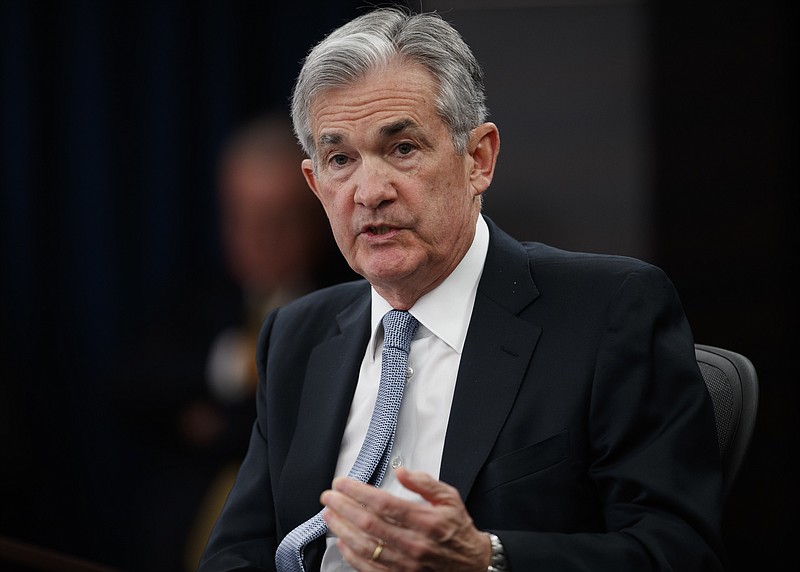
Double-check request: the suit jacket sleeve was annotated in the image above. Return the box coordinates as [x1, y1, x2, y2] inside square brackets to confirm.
[198, 312, 279, 572]
[490, 263, 725, 571]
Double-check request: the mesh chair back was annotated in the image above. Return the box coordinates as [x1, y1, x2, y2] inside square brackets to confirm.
[695, 344, 759, 498]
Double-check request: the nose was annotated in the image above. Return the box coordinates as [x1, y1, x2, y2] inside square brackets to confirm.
[353, 158, 397, 209]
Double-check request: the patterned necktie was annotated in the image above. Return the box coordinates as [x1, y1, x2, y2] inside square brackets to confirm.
[275, 310, 419, 572]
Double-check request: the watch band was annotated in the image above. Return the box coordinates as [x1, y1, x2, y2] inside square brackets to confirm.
[485, 532, 509, 571]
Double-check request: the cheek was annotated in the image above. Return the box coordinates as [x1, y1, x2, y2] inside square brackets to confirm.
[427, 175, 471, 220]
[315, 185, 344, 219]
[318, 191, 354, 242]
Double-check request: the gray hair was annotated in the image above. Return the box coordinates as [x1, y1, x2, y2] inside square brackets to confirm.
[291, 7, 488, 164]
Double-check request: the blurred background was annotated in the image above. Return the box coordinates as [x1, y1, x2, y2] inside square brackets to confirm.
[0, 0, 795, 570]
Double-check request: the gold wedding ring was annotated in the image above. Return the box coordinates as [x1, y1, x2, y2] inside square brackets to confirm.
[370, 538, 385, 561]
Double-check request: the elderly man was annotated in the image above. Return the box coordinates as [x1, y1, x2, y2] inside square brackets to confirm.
[199, 8, 724, 572]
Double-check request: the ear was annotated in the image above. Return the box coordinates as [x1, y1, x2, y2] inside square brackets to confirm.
[301, 158, 322, 200]
[467, 122, 500, 195]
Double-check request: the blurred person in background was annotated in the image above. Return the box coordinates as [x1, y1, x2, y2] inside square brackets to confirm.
[114, 112, 354, 572]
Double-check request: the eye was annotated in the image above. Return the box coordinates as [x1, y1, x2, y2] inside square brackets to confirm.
[395, 142, 415, 156]
[329, 154, 349, 167]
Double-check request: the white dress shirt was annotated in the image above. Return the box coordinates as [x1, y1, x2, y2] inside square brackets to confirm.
[321, 215, 489, 571]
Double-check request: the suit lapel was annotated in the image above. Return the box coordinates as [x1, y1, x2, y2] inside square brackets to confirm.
[277, 295, 371, 531]
[440, 219, 541, 498]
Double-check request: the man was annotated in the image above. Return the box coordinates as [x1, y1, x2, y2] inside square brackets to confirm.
[200, 8, 724, 571]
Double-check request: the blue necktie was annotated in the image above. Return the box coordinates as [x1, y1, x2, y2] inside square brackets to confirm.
[275, 310, 419, 572]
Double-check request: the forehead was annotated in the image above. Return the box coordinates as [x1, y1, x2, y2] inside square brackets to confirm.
[308, 63, 446, 145]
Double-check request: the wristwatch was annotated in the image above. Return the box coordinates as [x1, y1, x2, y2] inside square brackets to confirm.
[485, 532, 509, 571]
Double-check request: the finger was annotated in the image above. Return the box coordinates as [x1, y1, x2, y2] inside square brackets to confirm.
[393, 469, 484, 549]
[322, 497, 394, 570]
[395, 467, 460, 507]
[321, 488, 365, 535]
[322, 498, 384, 565]
[323, 487, 405, 541]
[336, 535, 390, 572]
[332, 477, 420, 526]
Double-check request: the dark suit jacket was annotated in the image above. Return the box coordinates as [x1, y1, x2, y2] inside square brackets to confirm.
[199, 219, 725, 571]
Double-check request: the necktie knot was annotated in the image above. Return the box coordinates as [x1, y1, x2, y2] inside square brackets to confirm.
[382, 310, 418, 354]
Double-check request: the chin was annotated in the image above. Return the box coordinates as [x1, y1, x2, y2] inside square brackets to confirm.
[355, 248, 426, 282]
[363, 265, 417, 287]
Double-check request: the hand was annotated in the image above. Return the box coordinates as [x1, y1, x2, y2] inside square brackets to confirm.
[320, 467, 491, 571]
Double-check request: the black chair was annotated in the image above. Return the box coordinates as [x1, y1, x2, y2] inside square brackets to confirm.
[695, 344, 759, 498]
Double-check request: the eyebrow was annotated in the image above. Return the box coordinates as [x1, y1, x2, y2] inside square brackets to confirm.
[317, 132, 343, 149]
[380, 119, 432, 148]
[380, 119, 417, 138]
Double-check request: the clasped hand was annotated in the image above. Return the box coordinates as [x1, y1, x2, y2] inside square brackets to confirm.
[320, 467, 490, 571]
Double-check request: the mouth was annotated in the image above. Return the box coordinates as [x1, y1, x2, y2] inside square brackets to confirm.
[358, 223, 406, 242]
[366, 225, 393, 236]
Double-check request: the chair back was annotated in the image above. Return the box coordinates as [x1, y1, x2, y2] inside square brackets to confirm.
[695, 344, 759, 497]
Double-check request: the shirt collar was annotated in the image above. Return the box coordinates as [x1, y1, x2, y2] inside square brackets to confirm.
[368, 215, 489, 360]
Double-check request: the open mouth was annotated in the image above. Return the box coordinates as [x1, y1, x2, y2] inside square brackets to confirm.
[368, 226, 392, 235]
